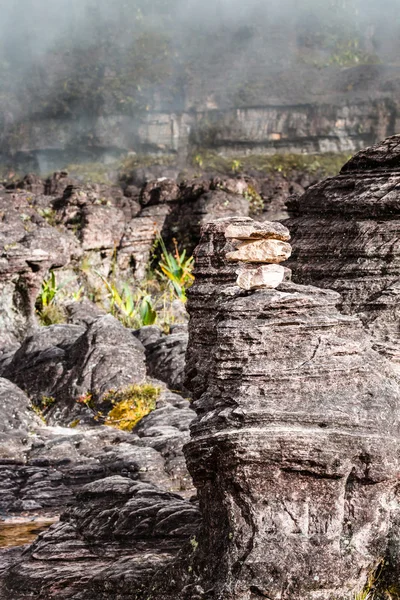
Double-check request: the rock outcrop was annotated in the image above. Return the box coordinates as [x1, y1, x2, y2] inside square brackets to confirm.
[0, 476, 200, 600]
[134, 324, 189, 393]
[287, 134, 400, 366]
[2, 316, 147, 425]
[148, 217, 400, 599]
[0, 189, 81, 344]
[0, 318, 196, 514]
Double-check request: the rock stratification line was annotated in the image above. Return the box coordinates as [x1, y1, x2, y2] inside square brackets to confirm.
[287, 135, 400, 366]
[180, 216, 400, 600]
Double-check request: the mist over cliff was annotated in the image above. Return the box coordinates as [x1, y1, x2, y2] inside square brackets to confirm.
[1, 0, 400, 173]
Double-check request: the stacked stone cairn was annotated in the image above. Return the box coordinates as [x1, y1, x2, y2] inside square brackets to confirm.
[224, 218, 292, 290]
[174, 216, 400, 600]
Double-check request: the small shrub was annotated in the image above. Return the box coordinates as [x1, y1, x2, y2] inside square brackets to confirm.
[37, 207, 57, 227]
[103, 383, 160, 431]
[38, 303, 66, 326]
[76, 392, 94, 410]
[40, 396, 56, 410]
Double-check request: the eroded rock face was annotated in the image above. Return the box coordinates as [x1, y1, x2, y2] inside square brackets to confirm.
[286, 135, 400, 365]
[0, 476, 200, 600]
[2, 315, 146, 425]
[159, 217, 400, 600]
[0, 191, 81, 344]
[134, 324, 189, 393]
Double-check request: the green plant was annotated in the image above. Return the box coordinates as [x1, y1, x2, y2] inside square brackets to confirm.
[231, 159, 242, 173]
[35, 270, 75, 325]
[76, 392, 95, 410]
[190, 536, 199, 552]
[157, 236, 194, 301]
[36, 271, 66, 310]
[37, 207, 57, 227]
[40, 396, 56, 410]
[96, 273, 157, 328]
[37, 303, 66, 326]
[103, 383, 160, 431]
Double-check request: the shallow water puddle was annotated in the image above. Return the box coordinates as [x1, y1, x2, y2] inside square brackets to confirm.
[0, 519, 58, 548]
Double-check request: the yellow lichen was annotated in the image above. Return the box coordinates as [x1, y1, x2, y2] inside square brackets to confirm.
[104, 383, 160, 431]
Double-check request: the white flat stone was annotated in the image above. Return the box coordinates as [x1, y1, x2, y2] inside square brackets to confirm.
[226, 239, 292, 263]
[236, 264, 285, 290]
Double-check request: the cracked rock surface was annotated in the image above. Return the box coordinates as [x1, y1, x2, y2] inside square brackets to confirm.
[0, 477, 200, 600]
[287, 134, 400, 366]
[145, 217, 400, 600]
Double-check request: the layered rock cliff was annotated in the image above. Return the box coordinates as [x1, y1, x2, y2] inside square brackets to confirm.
[287, 134, 400, 365]
[146, 217, 400, 599]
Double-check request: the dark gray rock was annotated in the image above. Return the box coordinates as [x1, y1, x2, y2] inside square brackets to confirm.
[3, 316, 146, 425]
[0, 378, 42, 461]
[0, 190, 81, 344]
[0, 476, 200, 599]
[145, 217, 400, 600]
[286, 134, 400, 365]
[136, 325, 189, 393]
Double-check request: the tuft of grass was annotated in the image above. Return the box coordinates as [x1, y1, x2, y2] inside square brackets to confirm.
[35, 270, 72, 325]
[103, 383, 160, 431]
[66, 162, 116, 185]
[37, 303, 66, 326]
[37, 207, 58, 227]
[118, 153, 175, 179]
[243, 185, 264, 215]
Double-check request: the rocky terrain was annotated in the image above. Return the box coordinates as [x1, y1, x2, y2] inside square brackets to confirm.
[2, 136, 400, 598]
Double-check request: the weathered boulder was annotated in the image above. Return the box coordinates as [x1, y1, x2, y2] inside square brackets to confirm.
[134, 325, 189, 393]
[2, 315, 146, 425]
[286, 134, 400, 366]
[0, 477, 200, 599]
[0, 378, 42, 462]
[147, 217, 400, 599]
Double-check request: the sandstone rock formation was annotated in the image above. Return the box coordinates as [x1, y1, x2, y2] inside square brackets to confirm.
[0, 189, 81, 344]
[0, 476, 200, 600]
[134, 324, 189, 393]
[2, 315, 146, 425]
[0, 172, 256, 342]
[0, 316, 196, 515]
[150, 217, 400, 600]
[286, 134, 400, 366]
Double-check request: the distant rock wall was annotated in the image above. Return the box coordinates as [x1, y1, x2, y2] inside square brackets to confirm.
[3, 65, 400, 171]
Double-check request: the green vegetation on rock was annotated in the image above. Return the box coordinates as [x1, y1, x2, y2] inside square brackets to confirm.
[190, 150, 352, 179]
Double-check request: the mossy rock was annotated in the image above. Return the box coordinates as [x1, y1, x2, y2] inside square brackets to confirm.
[103, 383, 160, 431]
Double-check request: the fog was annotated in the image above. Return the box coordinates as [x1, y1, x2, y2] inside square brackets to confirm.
[0, 0, 399, 163]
